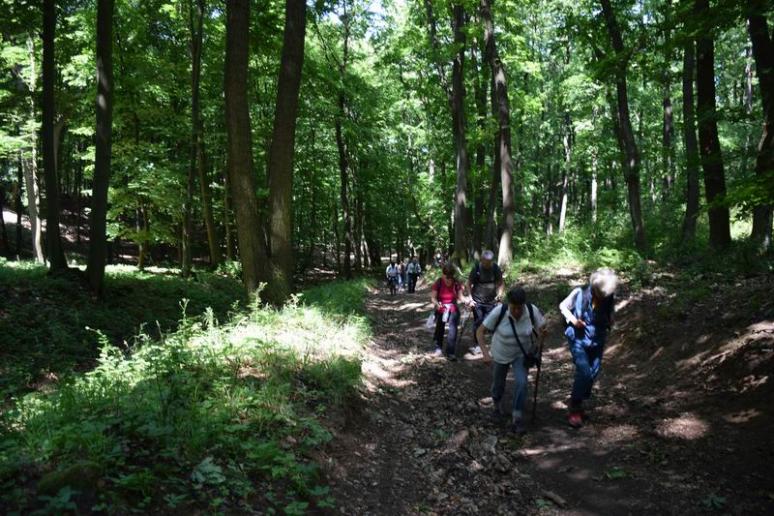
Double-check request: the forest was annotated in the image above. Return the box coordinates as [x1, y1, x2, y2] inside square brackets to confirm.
[0, 0, 772, 513]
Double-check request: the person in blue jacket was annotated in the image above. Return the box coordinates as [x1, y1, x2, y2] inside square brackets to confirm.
[559, 268, 618, 428]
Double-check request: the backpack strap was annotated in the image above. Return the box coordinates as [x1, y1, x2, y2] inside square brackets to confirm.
[527, 303, 538, 338]
[494, 304, 508, 329]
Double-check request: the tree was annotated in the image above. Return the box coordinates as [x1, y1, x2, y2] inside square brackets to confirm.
[224, 0, 268, 295]
[599, 0, 647, 252]
[266, 0, 307, 301]
[747, 1, 774, 250]
[41, 0, 67, 272]
[451, 3, 469, 263]
[681, 39, 701, 241]
[694, 0, 730, 249]
[86, 0, 114, 294]
[480, 0, 514, 267]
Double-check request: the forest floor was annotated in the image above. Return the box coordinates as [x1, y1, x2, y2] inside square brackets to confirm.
[322, 269, 774, 515]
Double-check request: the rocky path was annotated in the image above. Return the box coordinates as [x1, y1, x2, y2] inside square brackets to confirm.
[324, 273, 774, 515]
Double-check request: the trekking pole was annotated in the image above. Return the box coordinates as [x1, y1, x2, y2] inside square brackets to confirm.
[531, 333, 546, 421]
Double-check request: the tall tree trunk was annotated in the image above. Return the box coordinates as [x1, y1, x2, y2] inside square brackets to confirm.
[86, 0, 114, 294]
[41, 0, 67, 271]
[681, 40, 701, 242]
[695, 0, 731, 249]
[747, 4, 774, 250]
[225, 0, 268, 295]
[481, 0, 513, 266]
[559, 114, 572, 233]
[661, 81, 675, 194]
[223, 163, 233, 261]
[190, 0, 220, 268]
[599, 0, 647, 252]
[335, 4, 354, 279]
[23, 38, 44, 263]
[471, 43, 486, 254]
[266, 0, 306, 302]
[0, 180, 7, 254]
[15, 161, 23, 256]
[451, 3, 469, 264]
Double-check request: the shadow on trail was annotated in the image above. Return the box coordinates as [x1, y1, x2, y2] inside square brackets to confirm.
[325, 272, 774, 515]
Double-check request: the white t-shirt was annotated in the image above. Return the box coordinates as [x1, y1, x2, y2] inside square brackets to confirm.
[483, 303, 546, 364]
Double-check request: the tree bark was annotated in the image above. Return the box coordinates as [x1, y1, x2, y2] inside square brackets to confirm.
[481, 0, 513, 266]
[471, 43, 486, 254]
[451, 3, 469, 264]
[15, 160, 23, 256]
[335, 4, 354, 279]
[599, 0, 647, 252]
[747, 4, 774, 249]
[41, 0, 67, 271]
[694, 0, 731, 249]
[86, 0, 114, 294]
[225, 0, 268, 295]
[266, 0, 307, 302]
[681, 40, 701, 242]
[559, 114, 572, 233]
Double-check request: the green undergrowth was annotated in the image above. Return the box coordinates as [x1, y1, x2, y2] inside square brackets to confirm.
[0, 268, 370, 514]
[0, 260, 245, 400]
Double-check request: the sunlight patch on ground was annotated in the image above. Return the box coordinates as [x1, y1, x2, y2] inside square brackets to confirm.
[599, 424, 639, 444]
[656, 413, 709, 440]
[723, 408, 762, 424]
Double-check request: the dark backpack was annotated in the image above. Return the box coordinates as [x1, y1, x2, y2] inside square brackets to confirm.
[472, 262, 501, 286]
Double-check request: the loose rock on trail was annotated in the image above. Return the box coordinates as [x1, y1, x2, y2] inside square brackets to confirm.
[322, 271, 774, 515]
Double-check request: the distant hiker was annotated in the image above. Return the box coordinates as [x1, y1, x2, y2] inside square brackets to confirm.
[433, 252, 444, 268]
[397, 260, 406, 291]
[466, 250, 505, 356]
[386, 261, 400, 295]
[559, 268, 618, 429]
[407, 257, 421, 293]
[476, 286, 546, 434]
[401, 258, 409, 291]
[430, 263, 466, 360]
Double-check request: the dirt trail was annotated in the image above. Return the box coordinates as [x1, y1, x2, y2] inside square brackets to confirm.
[324, 272, 774, 515]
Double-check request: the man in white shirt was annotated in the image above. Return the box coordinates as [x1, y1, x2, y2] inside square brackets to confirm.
[476, 287, 547, 434]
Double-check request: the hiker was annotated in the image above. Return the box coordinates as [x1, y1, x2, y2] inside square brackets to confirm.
[466, 250, 505, 356]
[407, 257, 421, 293]
[385, 261, 400, 295]
[476, 286, 546, 434]
[430, 263, 466, 360]
[559, 268, 617, 428]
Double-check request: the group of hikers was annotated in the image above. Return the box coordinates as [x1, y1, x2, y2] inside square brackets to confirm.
[420, 250, 617, 434]
[385, 257, 423, 295]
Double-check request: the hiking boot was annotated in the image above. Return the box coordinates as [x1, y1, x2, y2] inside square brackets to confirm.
[510, 418, 527, 435]
[446, 353, 457, 362]
[568, 411, 583, 429]
[470, 345, 482, 355]
[432, 347, 443, 357]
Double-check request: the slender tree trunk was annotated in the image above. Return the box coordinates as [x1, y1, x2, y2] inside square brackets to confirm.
[600, 0, 647, 252]
[481, 0, 513, 266]
[559, 113, 572, 233]
[471, 43, 486, 254]
[682, 40, 701, 242]
[225, 0, 268, 295]
[15, 161, 23, 256]
[747, 4, 774, 249]
[23, 38, 44, 263]
[0, 181, 8, 254]
[335, 5, 353, 279]
[42, 1, 67, 271]
[266, 0, 306, 301]
[591, 148, 598, 223]
[451, 3, 469, 264]
[86, 0, 114, 294]
[223, 163, 233, 261]
[695, 0, 731, 249]
[662, 80, 675, 194]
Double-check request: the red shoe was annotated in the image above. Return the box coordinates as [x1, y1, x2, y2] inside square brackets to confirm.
[568, 411, 583, 428]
